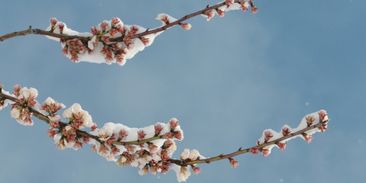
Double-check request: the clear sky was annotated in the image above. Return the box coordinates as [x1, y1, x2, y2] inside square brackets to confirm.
[0, 0, 365, 182]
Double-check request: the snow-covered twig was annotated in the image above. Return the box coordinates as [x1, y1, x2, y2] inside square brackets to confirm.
[0, 84, 329, 182]
[0, 0, 258, 65]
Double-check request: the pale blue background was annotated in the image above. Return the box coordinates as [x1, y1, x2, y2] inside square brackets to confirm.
[0, 0, 365, 182]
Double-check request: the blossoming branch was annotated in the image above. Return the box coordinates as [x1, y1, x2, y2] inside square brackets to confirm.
[0, 84, 329, 182]
[0, 0, 258, 66]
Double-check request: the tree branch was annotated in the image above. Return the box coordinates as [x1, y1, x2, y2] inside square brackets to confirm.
[169, 119, 328, 166]
[0, 90, 168, 146]
[0, 0, 254, 42]
[0, 87, 329, 167]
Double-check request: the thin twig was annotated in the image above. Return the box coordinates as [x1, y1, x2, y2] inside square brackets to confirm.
[169, 119, 328, 166]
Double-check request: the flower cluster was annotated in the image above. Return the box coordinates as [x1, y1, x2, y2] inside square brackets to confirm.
[175, 149, 204, 181]
[47, 17, 159, 66]
[41, 97, 65, 115]
[156, 13, 192, 30]
[254, 110, 329, 157]
[10, 85, 38, 126]
[202, 0, 257, 21]
[50, 103, 97, 150]
[88, 118, 185, 177]
[40, 0, 258, 66]
[0, 85, 189, 181]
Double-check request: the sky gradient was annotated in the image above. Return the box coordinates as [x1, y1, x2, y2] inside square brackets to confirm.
[0, 0, 365, 182]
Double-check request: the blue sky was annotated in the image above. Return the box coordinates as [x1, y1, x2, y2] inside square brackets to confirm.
[0, 0, 365, 182]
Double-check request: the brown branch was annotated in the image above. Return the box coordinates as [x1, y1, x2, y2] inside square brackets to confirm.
[169, 118, 328, 166]
[0, 90, 167, 146]
[1, 86, 329, 168]
[0, 26, 90, 42]
[0, 0, 250, 42]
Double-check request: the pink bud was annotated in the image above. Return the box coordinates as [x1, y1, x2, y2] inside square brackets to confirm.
[48, 129, 57, 137]
[282, 127, 291, 136]
[111, 17, 121, 26]
[13, 84, 21, 97]
[251, 6, 258, 14]
[264, 130, 273, 142]
[277, 142, 286, 151]
[160, 15, 170, 25]
[262, 148, 270, 157]
[49, 120, 60, 128]
[138, 130, 146, 140]
[169, 118, 179, 129]
[58, 24, 64, 32]
[192, 166, 201, 174]
[318, 109, 328, 122]
[129, 26, 139, 35]
[91, 26, 99, 35]
[216, 9, 225, 17]
[240, 3, 249, 12]
[109, 29, 118, 37]
[204, 9, 215, 21]
[139, 36, 150, 46]
[225, 0, 235, 6]
[318, 124, 328, 132]
[50, 17, 58, 26]
[119, 129, 128, 139]
[163, 132, 174, 139]
[250, 147, 259, 154]
[100, 21, 109, 31]
[180, 23, 192, 30]
[228, 158, 239, 168]
[302, 134, 312, 143]
[91, 124, 97, 131]
[154, 124, 163, 135]
[161, 150, 170, 161]
[174, 131, 183, 140]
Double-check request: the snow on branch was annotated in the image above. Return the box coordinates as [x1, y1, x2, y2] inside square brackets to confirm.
[0, 84, 329, 182]
[0, 0, 258, 66]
